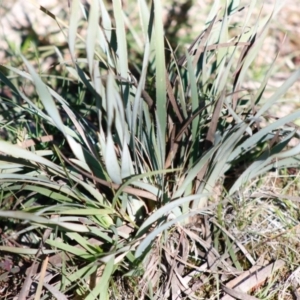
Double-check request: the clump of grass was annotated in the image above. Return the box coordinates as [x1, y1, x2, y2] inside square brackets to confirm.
[0, 0, 300, 299]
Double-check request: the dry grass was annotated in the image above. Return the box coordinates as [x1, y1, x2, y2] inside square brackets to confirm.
[154, 1, 300, 298]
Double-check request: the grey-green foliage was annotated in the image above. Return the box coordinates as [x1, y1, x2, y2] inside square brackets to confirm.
[0, 0, 298, 298]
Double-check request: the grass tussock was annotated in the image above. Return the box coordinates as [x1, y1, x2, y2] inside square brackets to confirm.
[0, 0, 300, 299]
